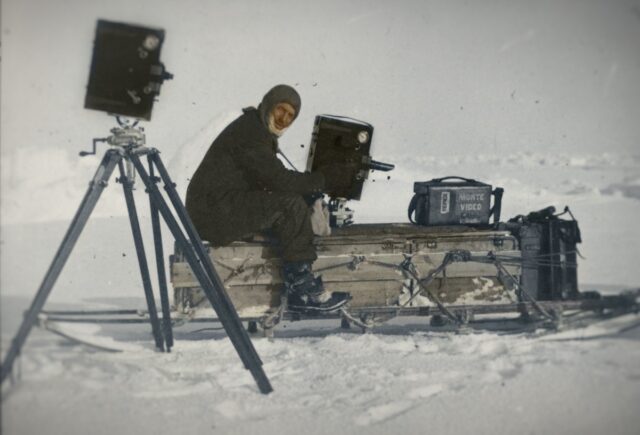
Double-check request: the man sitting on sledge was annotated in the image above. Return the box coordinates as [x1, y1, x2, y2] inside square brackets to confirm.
[186, 84, 353, 313]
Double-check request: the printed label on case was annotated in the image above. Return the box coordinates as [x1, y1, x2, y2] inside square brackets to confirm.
[440, 192, 450, 214]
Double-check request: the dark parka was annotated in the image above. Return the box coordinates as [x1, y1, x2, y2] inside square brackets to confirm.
[186, 106, 325, 262]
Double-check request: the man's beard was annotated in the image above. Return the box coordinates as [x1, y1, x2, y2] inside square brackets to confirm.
[268, 113, 288, 137]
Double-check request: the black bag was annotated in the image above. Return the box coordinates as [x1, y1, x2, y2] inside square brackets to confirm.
[408, 176, 503, 226]
[501, 206, 582, 300]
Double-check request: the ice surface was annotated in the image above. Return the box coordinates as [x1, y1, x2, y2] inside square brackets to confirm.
[2, 304, 640, 435]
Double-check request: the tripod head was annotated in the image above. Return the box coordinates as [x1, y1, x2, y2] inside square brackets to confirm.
[79, 117, 148, 187]
[80, 117, 147, 157]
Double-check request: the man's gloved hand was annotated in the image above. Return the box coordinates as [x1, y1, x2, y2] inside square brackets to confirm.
[316, 163, 358, 191]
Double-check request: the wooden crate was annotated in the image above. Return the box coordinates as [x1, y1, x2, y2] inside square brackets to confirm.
[171, 224, 520, 316]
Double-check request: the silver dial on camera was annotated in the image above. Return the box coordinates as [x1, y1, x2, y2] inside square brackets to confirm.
[357, 131, 369, 144]
[143, 35, 160, 51]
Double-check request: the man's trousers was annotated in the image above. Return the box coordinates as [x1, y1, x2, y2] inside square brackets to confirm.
[188, 191, 316, 263]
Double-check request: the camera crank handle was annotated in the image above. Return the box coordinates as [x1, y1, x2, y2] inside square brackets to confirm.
[79, 137, 109, 157]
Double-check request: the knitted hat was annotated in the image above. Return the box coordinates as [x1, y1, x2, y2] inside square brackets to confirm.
[257, 84, 301, 129]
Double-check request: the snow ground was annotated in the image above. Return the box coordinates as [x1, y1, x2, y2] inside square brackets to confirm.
[2, 301, 640, 435]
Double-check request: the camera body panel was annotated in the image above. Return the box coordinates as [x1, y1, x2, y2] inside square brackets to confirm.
[306, 115, 374, 201]
[85, 20, 169, 120]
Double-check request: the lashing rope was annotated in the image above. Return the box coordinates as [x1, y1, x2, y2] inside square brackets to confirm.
[484, 253, 556, 321]
[323, 249, 560, 329]
[212, 247, 566, 330]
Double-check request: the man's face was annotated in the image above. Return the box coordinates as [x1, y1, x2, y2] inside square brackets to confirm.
[271, 102, 296, 131]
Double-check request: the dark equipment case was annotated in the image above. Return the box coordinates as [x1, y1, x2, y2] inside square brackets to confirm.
[409, 176, 504, 226]
[501, 206, 582, 300]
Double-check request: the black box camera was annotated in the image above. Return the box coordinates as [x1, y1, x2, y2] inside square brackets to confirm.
[306, 115, 393, 200]
[84, 20, 172, 120]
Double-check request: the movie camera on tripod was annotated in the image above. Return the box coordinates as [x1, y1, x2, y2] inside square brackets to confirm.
[0, 19, 273, 394]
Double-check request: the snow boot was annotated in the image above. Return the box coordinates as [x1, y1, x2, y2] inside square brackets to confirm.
[282, 262, 351, 313]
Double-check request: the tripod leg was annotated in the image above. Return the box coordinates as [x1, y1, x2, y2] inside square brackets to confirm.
[117, 160, 164, 352]
[149, 153, 262, 363]
[148, 157, 174, 351]
[1, 150, 121, 384]
[149, 152, 262, 362]
[128, 152, 272, 394]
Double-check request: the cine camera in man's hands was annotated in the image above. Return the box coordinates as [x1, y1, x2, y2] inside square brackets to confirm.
[306, 115, 394, 201]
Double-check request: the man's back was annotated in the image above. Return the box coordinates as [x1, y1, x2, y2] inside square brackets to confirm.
[186, 108, 276, 207]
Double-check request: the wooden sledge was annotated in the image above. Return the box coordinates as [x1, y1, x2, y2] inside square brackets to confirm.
[35, 223, 638, 339]
[170, 223, 522, 318]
